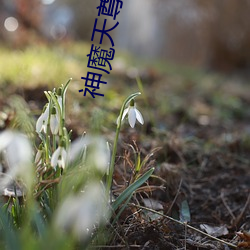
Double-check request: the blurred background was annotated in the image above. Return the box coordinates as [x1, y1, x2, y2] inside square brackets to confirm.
[0, 2, 250, 248]
[1, 0, 250, 136]
[1, 0, 250, 73]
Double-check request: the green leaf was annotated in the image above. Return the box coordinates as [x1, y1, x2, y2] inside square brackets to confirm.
[32, 209, 46, 237]
[112, 167, 154, 211]
[0, 208, 21, 250]
[112, 193, 133, 225]
[179, 199, 191, 222]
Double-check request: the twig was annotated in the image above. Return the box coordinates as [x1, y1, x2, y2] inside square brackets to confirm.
[233, 192, 250, 227]
[221, 190, 236, 221]
[166, 178, 183, 215]
[184, 221, 187, 250]
[89, 245, 141, 248]
[130, 203, 237, 249]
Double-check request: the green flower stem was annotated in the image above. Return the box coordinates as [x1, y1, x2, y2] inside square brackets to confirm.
[61, 78, 72, 127]
[52, 134, 56, 152]
[48, 79, 71, 136]
[45, 96, 53, 164]
[48, 92, 63, 136]
[106, 92, 141, 196]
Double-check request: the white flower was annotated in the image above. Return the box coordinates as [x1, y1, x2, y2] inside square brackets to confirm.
[57, 95, 63, 112]
[50, 106, 59, 135]
[120, 100, 144, 128]
[88, 137, 110, 173]
[35, 144, 43, 164]
[51, 145, 67, 169]
[67, 135, 110, 173]
[36, 104, 49, 133]
[35, 149, 42, 164]
[54, 182, 109, 240]
[0, 130, 33, 190]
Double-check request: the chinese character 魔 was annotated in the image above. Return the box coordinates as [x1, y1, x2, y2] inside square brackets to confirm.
[91, 18, 119, 47]
[87, 44, 115, 74]
[97, 0, 123, 20]
[79, 72, 107, 98]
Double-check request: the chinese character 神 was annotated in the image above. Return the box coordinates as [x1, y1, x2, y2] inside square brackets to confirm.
[91, 18, 119, 47]
[79, 72, 107, 98]
[97, 0, 123, 20]
[87, 44, 115, 74]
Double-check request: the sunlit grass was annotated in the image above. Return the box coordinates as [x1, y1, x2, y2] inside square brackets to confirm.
[0, 43, 88, 87]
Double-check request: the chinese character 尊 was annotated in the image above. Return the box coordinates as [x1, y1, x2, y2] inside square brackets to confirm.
[91, 18, 119, 47]
[97, 0, 123, 20]
[87, 44, 115, 74]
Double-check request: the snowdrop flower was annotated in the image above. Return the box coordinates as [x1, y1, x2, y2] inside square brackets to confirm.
[54, 182, 109, 240]
[0, 130, 33, 190]
[121, 99, 144, 128]
[36, 103, 50, 133]
[35, 143, 43, 164]
[57, 89, 63, 112]
[87, 137, 110, 173]
[67, 135, 110, 173]
[50, 106, 59, 135]
[51, 142, 67, 169]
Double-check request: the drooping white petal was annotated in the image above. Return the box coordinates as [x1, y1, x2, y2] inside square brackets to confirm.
[121, 107, 129, 121]
[54, 182, 109, 240]
[41, 121, 48, 133]
[0, 130, 33, 190]
[59, 148, 67, 169]
[67, 136, 109, 172]
[128, 107, 136, 128]
[6, 133, 32, 170]
[92, 138, 110, 173]
[51, 147, 61, 168]
[51, 147, 67, 169]
[35, 149, 43, 164]
[50, 114, 59, 135]
[57, 158, 65, 169]
[67, 136, 88, 164]
[116, 107, 129, 125]
[135, 109, 144, 125]
[36, 104, 50, 134]
[57, 96, 63, 112]
[0, 130, 14, 151]
[36, 113, 45, 133]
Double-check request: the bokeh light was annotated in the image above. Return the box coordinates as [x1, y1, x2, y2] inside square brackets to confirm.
[41, 0, 55, 5]
[4, 17, 19, 32]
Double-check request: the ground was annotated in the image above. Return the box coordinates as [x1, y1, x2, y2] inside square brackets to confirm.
[0, 43, 249, 249]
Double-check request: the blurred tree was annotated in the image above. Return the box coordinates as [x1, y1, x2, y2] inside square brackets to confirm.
[203, 0, 250, 71]
[160, 0, 250, 71]
[16, 0, 41, 32]
[115, 0, 250, 72]
[0, 0, 42, 46]
[61, 0, 99, 40]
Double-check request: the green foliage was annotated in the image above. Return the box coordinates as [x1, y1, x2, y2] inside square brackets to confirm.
[112, 167, 154, 212]
[0, 80, 153, 249]
[0, 44, 85, 86]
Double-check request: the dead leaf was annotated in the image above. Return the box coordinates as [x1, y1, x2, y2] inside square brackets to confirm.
[142, 198, 164, 221]
[200, 224, 229, 237]
[237, 231, 250, 248]
[143, 198, 163, 211]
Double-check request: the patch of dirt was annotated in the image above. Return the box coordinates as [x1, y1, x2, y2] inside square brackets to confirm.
[2, 70, 250, 249]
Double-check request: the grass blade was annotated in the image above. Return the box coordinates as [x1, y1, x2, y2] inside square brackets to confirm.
[112, 167, 154, 211]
